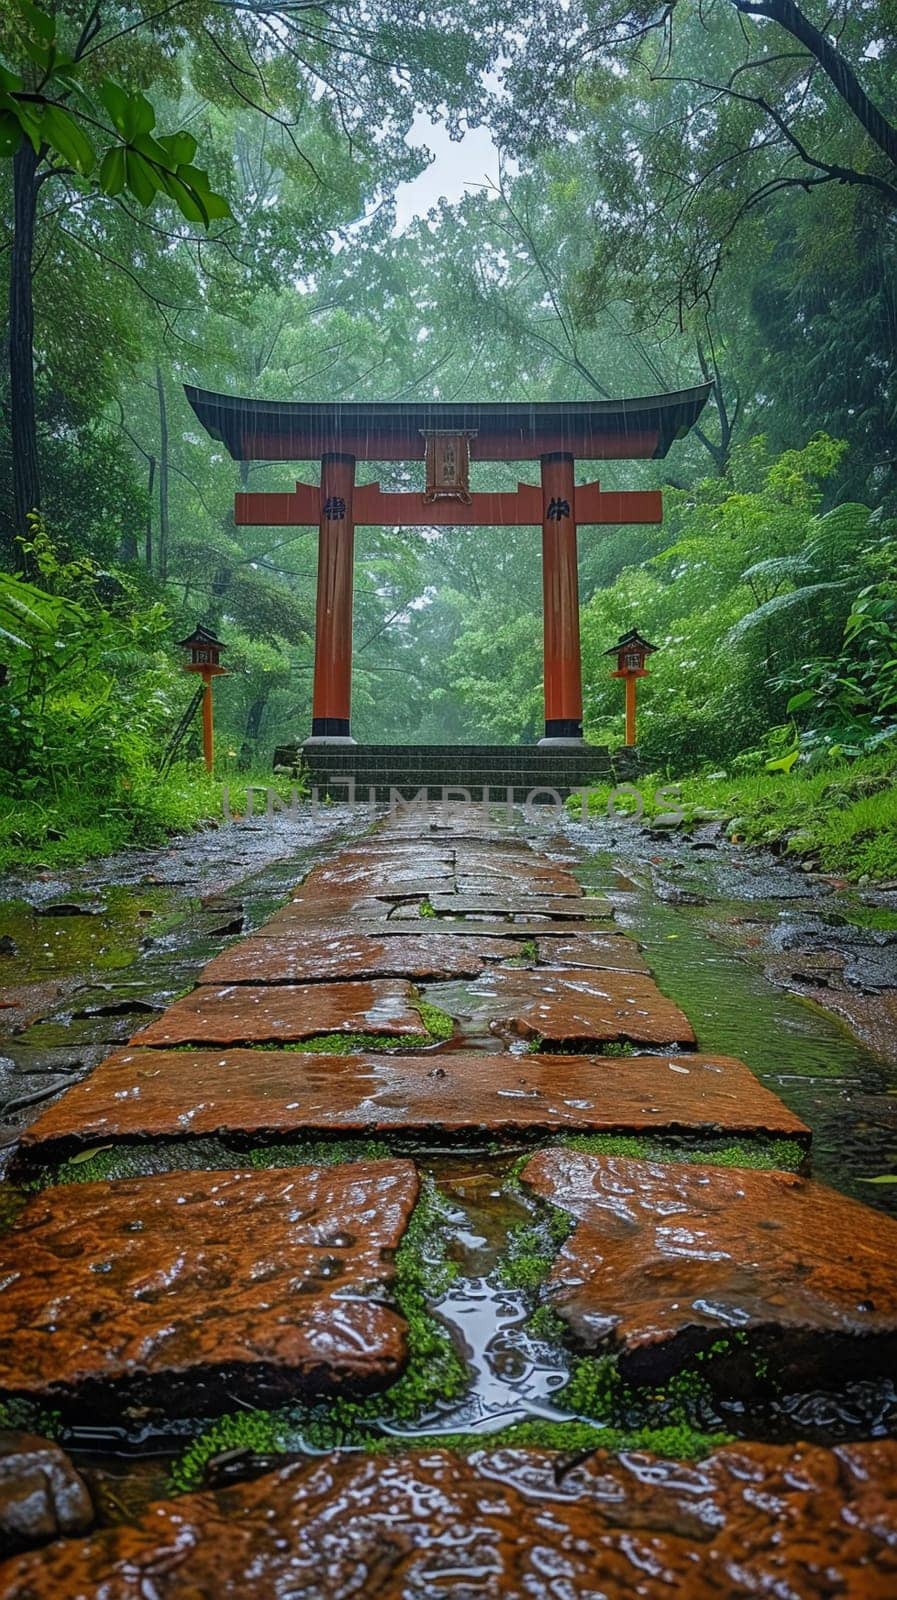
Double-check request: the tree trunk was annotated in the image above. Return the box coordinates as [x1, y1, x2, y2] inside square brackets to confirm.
[8, 140, 41, 573]
[155, 365, 170, 583]
[240, 691, 269, 767]
[145, 456, 156, 570]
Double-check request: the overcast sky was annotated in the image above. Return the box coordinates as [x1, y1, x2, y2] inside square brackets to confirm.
[393, 115, 502, 230]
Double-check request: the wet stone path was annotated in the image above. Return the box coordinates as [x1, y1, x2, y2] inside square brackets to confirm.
[1, 806, 897, 1594]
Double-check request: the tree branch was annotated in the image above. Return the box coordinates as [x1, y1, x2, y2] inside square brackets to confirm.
[730, 0, 897, 167]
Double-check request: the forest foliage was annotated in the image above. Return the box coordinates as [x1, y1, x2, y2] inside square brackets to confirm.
[0, 0, 895, 864]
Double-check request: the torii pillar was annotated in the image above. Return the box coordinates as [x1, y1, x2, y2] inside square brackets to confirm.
[308, 452, 356, 744]
[540, 451, 583, 744]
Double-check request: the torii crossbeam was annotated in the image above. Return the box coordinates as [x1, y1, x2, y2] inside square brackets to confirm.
[185, 388, 711, 745]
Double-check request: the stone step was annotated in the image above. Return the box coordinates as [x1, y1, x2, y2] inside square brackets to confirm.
[466, 965, 697, 1049]
[198, 931, 528, 986]
[129, 979, 428, 1048]
[2, 1441, 895, 1597]
[535, 933, 650, 972]
[522, 1147, 897, 1390]
[15, 1050, 810, 1170]
[0, 1161, 418, 1422]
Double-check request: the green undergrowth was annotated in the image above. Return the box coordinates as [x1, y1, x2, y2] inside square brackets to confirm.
[570, 756, 897, 882]
[0, 767, 306, 874]
[170, 1176, 465, 1491]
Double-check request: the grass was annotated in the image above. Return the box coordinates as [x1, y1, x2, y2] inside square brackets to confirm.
[0, 765, 309, 873]
[571, 754, 897, 881]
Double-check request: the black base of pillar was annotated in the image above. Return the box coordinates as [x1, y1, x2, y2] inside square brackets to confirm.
[311, 716, 351, 738]
[544, 718, 583, 740]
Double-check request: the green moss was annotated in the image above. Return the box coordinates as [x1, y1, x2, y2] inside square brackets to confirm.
[382, 1418, 728, 1460]
[0, 1185, 28, 1235]
[419, 898, 437, 918]
[39, 1135, 392, 1188]
[525, 1303, 568, 1343]
[247, 1138, 391, 1169]
[414, 999, 455, 1042]
[170, 1410, 293, 1492]
[558, 1133, 805, 1171]
[0, 1398, 61, 1438]
[497, 1208, 573, 1291]
[560, 1134, 650, 1159]
[597, 1041, 637, 1057]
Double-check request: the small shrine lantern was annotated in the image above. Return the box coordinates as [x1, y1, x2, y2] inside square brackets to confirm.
[176, 626, 227, 772]
[177, 625, 227, 673]
[605, 629, 657, 747]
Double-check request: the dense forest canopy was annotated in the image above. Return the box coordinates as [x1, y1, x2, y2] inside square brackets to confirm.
[0, 0, 895, 856]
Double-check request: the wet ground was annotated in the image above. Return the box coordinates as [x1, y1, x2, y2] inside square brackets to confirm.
[562, 813, 897, 1210]
[1, 802, 897, 1593]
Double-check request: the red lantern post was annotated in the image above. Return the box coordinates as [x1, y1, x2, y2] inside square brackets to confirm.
[605, 630, 657, 748]
[177, 626, 228, 772]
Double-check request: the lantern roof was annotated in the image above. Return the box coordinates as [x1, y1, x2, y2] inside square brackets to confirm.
[184, 385, 712, 463]
[603, 628, 659, 656]
[177, 624, 227, 651]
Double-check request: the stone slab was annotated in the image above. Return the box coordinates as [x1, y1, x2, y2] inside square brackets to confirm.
[15, 1051, 810, 1166]
[2, 1441, 896, 1598]
[0, 1161, 418, 1419]
[428, 894, 613, 918]
[523, 1147, 897, 1387]
[537, 933, 651, 973]
[129, 980, 426, 1047]
[474, 966, 697, 1048]
[258, 915, 616, 940]
[197, 932, 524, 986]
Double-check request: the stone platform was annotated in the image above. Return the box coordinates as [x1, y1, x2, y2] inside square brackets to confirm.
[275, 741, 623, 801]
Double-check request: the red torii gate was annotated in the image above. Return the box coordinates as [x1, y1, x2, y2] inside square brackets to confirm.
[185, 388, 710, 746]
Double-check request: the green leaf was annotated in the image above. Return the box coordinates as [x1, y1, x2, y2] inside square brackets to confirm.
[178, 164, 231, 219]
[155, 166, 207, 224]
[765, 749, 800, 774]
[0, 63, 24, 93]
[41, 103, 94, 175]
[67, 1145, 112, 1165]
[858, 1175, 897, 1185]
[124, 91, 155, 141]
[132, 131, 177, 170]
[156, 130, 197, 167]
[98, 144, 126, 196]
[786, 690, 815, 713]
[97, 80, 130, 135]
[14, 0, 55, 42]
[124, 148, 159, 207]
[20, 34, 53, 71]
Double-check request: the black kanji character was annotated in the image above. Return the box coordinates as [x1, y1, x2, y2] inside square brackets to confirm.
[323, 495, 347, 520]
[546, 497, 571, 520]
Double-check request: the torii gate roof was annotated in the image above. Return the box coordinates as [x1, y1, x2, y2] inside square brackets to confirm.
[184, 384, 712, 462]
